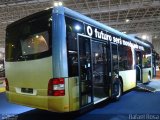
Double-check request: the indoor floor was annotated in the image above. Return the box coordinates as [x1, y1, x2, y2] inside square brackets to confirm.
[1, 72, 160, 120]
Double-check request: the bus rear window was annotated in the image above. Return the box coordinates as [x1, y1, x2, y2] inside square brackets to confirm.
[5, 11, 51, 61]
[21, 31, 49, 56]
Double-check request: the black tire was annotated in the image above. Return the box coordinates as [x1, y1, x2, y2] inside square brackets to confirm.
[112, 79, 122, 101]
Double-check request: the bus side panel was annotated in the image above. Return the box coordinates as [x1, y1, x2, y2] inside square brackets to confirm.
[119, 70, 136, 92]
[143, 68, 152, 83]
[68, 77, 80, 111]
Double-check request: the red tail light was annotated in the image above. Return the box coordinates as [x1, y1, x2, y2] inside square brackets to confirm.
[5, 78, 9, 91]
[48, 78, 65, 96]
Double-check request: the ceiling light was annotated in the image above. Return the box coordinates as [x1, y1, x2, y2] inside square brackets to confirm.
[95, 53, 99, 57]
[142, 35, 147, 40]
[125, 19, 130, 23]
[35, 35, 39, 38]
[54, 2, 63, 7]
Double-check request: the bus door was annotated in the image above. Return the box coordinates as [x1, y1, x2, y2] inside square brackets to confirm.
[78, 35, 93, 107]
[135, 50, 143, 83]
[110, 43, 119, 97]
[92, 41, 109, 103]
[152, 53, 156, 77]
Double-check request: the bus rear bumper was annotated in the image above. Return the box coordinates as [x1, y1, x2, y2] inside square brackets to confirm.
[6, 91, 70, 112]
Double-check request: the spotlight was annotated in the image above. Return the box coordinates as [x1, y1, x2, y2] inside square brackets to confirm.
[59, 2, 63, 6]
[54, 1, 63, 7]
[54, 2, 58, 7]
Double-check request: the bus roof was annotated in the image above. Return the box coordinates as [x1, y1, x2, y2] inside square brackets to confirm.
[7, 6, 151, 48]
[61, 7, 151, 48]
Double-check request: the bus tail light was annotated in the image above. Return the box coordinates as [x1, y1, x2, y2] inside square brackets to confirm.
[48, 78, 65, 96]
[5, 78, 9, 91]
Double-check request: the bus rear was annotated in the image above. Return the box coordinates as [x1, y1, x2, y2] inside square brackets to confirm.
[5, 9, 70, 112]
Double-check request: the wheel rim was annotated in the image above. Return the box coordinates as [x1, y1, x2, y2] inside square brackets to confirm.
[148, 75, 151, 81]
[116, 84, 121, 98]
[115, 84, 121, 98]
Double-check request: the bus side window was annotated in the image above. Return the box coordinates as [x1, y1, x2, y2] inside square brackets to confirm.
[142, 48, 151, 68]
[119, 46, 133, 71]
[65, 16, 84, 77]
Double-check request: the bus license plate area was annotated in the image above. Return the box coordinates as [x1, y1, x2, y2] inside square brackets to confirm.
[21, 88, 33, 94]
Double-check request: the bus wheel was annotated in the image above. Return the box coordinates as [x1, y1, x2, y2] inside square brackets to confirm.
[112, 79, 122, 101]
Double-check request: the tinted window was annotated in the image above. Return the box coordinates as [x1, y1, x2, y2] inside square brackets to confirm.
[143, 47, 151, 68]
[112, 44, 118, 70]
[21, 31, 49, 55]
[92, 41, 107, 84]
[5, 10, 52, 61]
[119, 46, 133, 71]
[65, 16, 84, 77]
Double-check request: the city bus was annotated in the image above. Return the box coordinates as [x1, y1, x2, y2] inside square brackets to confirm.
[5, 6, 153, 112]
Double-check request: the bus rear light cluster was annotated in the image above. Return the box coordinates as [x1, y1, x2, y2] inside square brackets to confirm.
[48, 78, 65, 96]
[5, 78, 9, 91]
